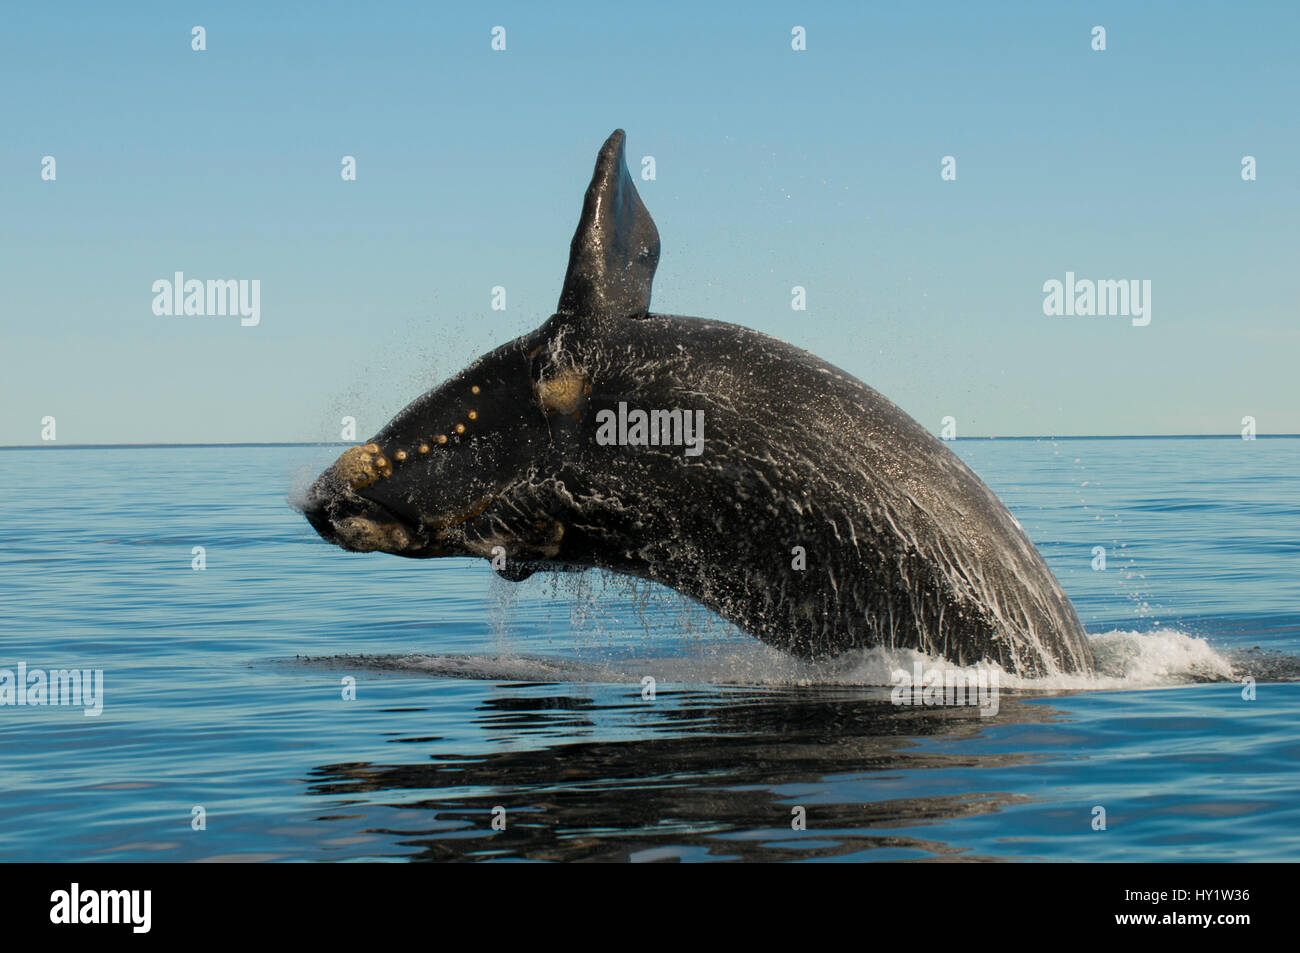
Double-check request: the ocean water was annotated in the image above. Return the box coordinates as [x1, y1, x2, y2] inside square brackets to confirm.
[1, 437, 1297, 862]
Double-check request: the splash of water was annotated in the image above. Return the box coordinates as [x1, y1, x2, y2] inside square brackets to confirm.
[305, 626, 1248, 692]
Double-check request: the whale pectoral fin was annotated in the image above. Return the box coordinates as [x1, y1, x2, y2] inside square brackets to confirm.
[556, 129, 660, 320]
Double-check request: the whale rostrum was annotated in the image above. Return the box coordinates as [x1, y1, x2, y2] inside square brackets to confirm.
[301, 130, 1094, 678]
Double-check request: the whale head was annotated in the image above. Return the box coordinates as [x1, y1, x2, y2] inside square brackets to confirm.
[300, 338, 549, 558]
[301, 129, 661, 569]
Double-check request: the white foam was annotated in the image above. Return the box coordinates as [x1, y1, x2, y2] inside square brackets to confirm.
[354, 627, 1235, 692]
[1085, 627, 1236, 687]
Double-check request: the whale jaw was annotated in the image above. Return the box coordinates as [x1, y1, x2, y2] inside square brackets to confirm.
[299, 468, 437, 557]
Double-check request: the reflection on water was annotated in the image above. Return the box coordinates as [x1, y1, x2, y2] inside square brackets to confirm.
[305, 682, 1057, 862]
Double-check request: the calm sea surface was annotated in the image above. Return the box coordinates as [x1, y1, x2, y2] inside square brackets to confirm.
[1, 438, 1297, 862]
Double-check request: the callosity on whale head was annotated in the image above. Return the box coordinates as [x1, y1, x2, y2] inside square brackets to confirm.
[301, 129, 1095, 678]
[300, 129, 658, 569]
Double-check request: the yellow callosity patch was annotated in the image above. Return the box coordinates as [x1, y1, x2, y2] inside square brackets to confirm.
[335, 445, 380, 489]
[536, 368, 589, 416]
[335, 516, 413, 553]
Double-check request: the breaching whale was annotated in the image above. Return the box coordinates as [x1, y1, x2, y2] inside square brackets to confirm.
[301, 130, 1094, 678]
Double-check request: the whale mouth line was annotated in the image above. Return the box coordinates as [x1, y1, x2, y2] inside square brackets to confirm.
[334, 515, 425, 554]
[328, 504, 431, 556]
[352, 492, 505, 557]
[301, 452, 508, 558]
[426, 494, 498, 536]
[300, 488, 431, 556]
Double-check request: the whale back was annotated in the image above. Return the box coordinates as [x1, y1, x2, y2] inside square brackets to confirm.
[531, 310, 1093, 677]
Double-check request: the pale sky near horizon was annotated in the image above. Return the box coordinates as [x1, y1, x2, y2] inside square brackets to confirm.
[3, 1, 1297, 445]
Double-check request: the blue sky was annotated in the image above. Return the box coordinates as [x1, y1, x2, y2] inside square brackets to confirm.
[2, 0, 1297, 444]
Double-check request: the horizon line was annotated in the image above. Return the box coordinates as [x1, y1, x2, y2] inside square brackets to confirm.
[2, 434, 1297, 450]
